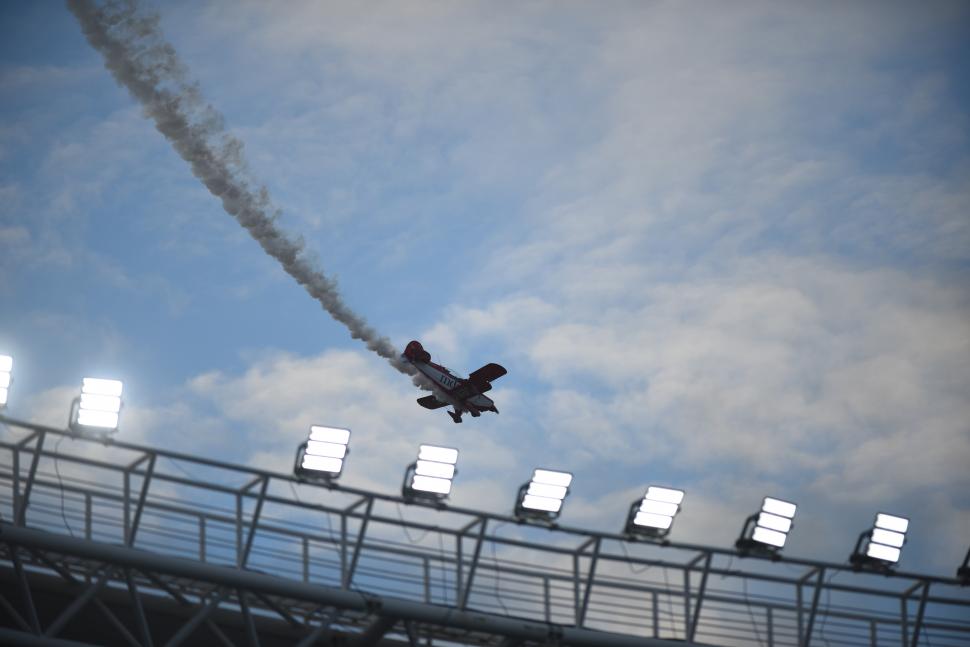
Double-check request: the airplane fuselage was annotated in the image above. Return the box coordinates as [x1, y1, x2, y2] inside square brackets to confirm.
[412, 360, 496, 416]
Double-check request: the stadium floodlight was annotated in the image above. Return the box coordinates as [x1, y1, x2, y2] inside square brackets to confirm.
[402, 444, 458, 504]
[850, 512, 910, 570]
[736, 496, 797, 555]
[293, 425, 351, 483]
[0, 355, 11, 409]
[69, 377, 123, 436]
[625, 486, 684, 540]
[514, 468, 573, 523]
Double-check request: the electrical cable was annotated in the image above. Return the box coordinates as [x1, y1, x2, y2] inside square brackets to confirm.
[742, 575, 765, 647]
[395, 503, 432, 544]
[54, 435, 75, 537]
[618, 539, 652, 574]
[489, 522, 510, 616]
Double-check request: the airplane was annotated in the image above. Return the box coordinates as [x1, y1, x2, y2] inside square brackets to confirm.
[402, 340, 506, 423]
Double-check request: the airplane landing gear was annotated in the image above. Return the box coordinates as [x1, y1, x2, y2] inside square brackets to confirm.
[448, 411, 463, 424]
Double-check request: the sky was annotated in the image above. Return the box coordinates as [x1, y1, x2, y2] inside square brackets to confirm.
[1, 0, 968, 578]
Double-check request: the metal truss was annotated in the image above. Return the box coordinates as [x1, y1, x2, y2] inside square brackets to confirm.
[1, 415, 969, 646]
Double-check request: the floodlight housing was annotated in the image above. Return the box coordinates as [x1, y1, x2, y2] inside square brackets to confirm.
[69, 377, 123, 436]
[402, 444, 458, 504]
[294, 425, 351, 482]
[850, 512, 910, 571]
[625, 486, 685, 540]
[0, 355, 11, 409]
[514, 468, 573, 523]
[736, 496, 797, 556]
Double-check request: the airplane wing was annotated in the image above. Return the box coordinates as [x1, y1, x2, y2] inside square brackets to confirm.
[417, 395, 449, 410]
[468, 363, 507, 385]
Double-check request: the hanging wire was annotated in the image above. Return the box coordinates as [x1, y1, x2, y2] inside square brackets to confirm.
[618, 539, 652, 574]
[489, 522, 510, 616]
[742, 574, 766, 647]
[395, 502, 432, 544]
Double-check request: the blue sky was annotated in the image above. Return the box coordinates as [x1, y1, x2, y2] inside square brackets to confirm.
[1, 0, 968, 576]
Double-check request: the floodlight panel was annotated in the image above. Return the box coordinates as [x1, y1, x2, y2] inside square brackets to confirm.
[76, 410, 119, 429]
[762, 497, 796, 519]
[306, 440, 347, 459]
[0, 373, 9, 388]
[419, 445, 458, 465]
[80, 393, 121, 413]
[309, 426, 350, 445]
[0, 387, 7, 406]
[871, 528, 905, 548]
[757, 512, 792, 534]
[82, 378, 123, 397]
[411, 475, 452, 495]
[640, 500, 679, 517]
[532, 469, 572, 488]
[752, 526, 787, 548]
[0, 355, 11, 371]
[866, 542, 901, 563]
[875, 513, 909, 534]
[521, 494, 562, 512]
[301, 455, 343, 474]
[415, 460, 455, 480]
[527, 482, 567, 500]
[646, 486, 684, 505]
[634, 511, 673, 529]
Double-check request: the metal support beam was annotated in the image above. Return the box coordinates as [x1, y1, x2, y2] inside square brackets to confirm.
[0, 592, 32, 632]
[909, 582, 931, 647]
[45, 569, 111, 637]
[344, 497, 374, 589]
[356, 615, 398, 646]
[1, 523, 699, 647]
[458, 517, 488, 609]
[239, 477, 269, 568]
[163, 589, 228, 647]
[683, 552, 705, 637]
[294, 609, 337, 647]
[127, 453, 156, 546]
[11, 548, 40, 634]
[577, 537, 602, 626]
[238, 590, 261, 647]
[252, 591, 304, 629]
[15, 430, 45, 525]
[125, 569, 153, 647]
[800, 567, 825, 647]
[92, 598, 142, 647]
[0, 626, 100, 647]
[688, 553, 712, 642]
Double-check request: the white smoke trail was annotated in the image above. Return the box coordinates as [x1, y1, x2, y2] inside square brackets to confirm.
[67, 0, 426, 384]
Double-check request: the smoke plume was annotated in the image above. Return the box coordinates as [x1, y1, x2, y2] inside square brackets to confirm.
[68, 0, 425, 384]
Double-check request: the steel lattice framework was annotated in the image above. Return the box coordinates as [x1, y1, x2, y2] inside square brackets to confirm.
[1, 415, 968, 646]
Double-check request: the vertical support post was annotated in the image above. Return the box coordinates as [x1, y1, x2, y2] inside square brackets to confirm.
[870, 619, 878, 647]
[303, 537, 310, 583]
[767, 607, 774, 647]
[123, 470, 131, 542]
[423, 557, 431, 604]
[683, 568, 691, 640]
[456, 531, 464, 603]
[85, 493, 93, 541]
[801, 567, 825, 647]
[543, 576, 551, 623]
[340, 513, 348, 586]
[688, 552, 712, 642]
[12, 447, 20, 520]
[238, 590, 260, 647]
[458, 518, 488, 610]
[652, 590, 660, 638]
[199, 516, 206, 562]
[344, 497, 374, 589]
[15, 430, 45, 525]
[910, 582, 930, 647]
[236, 493, 243, 566]
[899, 581, 921, 647]
[127, 453, 156, 546]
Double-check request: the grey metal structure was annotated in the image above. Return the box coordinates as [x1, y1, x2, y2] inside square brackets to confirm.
[1, 415, 968, 646]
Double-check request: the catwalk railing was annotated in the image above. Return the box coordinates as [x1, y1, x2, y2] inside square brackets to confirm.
[1, 415, 969, 646]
